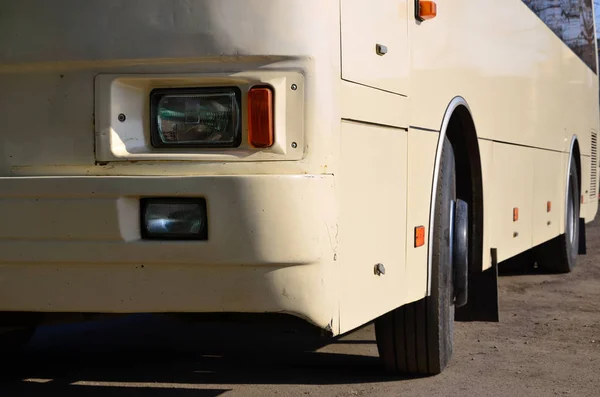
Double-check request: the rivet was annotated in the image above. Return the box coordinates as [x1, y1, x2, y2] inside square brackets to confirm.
[291, 84, 298, 91]
[291, 142, 298, 149]
[374, 263, 386, 276]
[376, 44, 388, 56]
[118, 113, 126, 122]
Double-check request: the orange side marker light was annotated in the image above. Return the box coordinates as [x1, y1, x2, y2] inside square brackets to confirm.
[415, 226, 426, 248]
[513, 207, 519, 222]
[248, 86, 274, 148]
[418, 1, 437, 21]
[547, 201, 552, 212]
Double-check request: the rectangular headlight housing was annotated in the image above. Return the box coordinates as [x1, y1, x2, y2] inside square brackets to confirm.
[141, 198, 208, 240]
[150, 87, 241, 148]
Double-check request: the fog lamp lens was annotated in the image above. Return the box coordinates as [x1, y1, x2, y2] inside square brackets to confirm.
[142, 198, 208, 240]
[151, 87, 241, 148]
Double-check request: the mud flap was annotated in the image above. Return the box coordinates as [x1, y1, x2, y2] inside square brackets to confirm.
[455, 248, 499, 322]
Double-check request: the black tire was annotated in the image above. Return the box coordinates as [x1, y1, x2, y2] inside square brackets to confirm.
[374, 137, 455, 375]
[453, 199, 469, 308]
[534, 155, 580, 273]
[0, 327, 35, 353]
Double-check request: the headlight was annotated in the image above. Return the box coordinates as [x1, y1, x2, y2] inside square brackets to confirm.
[150, 87, 241, 148]
[141, 198, 208, 240]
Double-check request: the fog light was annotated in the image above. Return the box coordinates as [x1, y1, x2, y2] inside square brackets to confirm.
[150, 87, 241, 148]
[141, 198, 208, 240]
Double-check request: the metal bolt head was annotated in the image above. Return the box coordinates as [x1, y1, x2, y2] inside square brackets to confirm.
[118, 113, 126, 122]
[374, 263, 386, 276]
[291, 142, 298, 149]
[291, 84, 298, 91]
[376, 44, 388, 56]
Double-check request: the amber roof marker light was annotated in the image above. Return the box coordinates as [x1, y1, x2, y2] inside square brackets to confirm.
[248, 86, 274, 148]
[416, 0, 437, 22]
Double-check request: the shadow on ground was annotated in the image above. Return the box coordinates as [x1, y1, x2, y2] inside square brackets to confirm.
[0, 314, 397, 396]
[496, 249, 564, 277]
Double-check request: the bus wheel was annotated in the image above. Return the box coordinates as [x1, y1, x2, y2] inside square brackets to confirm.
[534, 155, 580, 273]
[374, 136, 455, 376]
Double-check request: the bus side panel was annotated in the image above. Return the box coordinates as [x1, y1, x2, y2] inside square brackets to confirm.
[490, 143, 534, 263]
[403, 128, 438, 303]
[532, 150, 562, 247]
[338, 121, 407, 334]
[409, 0, 599, 153]
[340, 0, 410, 95]
[580, 151, 598, 222]
[409, 0, 598, 262]
[570, 131, 598, 224]
[479, 139, 494, 271]
[581, 199, 598, 224]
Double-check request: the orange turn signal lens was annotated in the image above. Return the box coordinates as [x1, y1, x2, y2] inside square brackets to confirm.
[547, 201, 552, 212]
[248, 86, 274, 148]
[513, 207, 519, 222]
[415, 226, 425, 248]
[418, 1, 437, 21]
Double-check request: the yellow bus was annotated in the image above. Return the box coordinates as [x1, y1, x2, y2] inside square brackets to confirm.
[0, 0, 597, 375]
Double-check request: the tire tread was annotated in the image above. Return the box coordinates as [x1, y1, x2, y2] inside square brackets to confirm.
[375, 137, 455, 376]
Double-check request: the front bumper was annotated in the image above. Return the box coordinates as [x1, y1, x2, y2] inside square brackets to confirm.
[0, 174, 338, 331]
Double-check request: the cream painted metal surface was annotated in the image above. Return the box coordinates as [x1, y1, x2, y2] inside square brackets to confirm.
[0, 0, 339, 176]
[340, 80, 409, 128]
[0, 175, 339, 330]
[0, 0, 598, 338]
[341, 0, 410, 95]
[490, 144, 534, 263]
[532, 150, 562, 247]
[95, 72, 305, 162]
[404, 128, 437, 301]
[410, 0, 599, 155]
[479, 139, 494, 270]
[338, 121, 408, 332]
[0, 263, 337, 328]
[0, 175, 335, 266]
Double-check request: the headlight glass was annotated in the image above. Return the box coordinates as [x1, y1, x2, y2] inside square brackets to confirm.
[141, 198, 208, 240]
[151, 87, 241, 148]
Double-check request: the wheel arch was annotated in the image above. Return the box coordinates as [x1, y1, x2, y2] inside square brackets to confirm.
[567, 135, 582, 212]
[428, 97, 484, 295]
[567, 135, 585, 255]
[429, 96, 499, 322]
